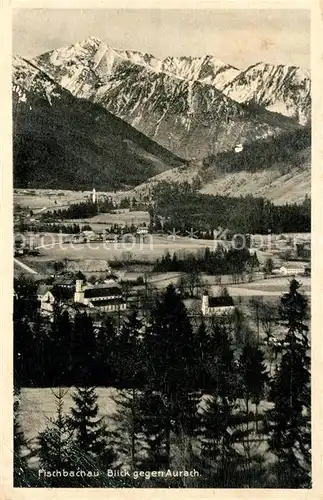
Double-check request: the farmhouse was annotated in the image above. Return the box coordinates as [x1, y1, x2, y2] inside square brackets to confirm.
[136, 226, 149, 235]
[279, 264, 306, 276]
[81, 230, 98, 242]
[38, 283, 73, 314]
[74, 279, 126, 313]
[201, 291, 235, 316]
[52, 274, 75, 289]
[37, 284, 51, 301]
[39, 289, 57, 314]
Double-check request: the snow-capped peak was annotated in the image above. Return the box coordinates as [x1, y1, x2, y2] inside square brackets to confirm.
[79, 36, 103, 47]
[222, 61, 311, 125]
[203, 54, 233, 67]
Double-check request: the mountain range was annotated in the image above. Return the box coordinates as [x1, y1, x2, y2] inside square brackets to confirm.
[13, 55, 184, 190]
[13, 37, 311, 200]
[32, 37, 309, 158]
[116, 45, 310, 126]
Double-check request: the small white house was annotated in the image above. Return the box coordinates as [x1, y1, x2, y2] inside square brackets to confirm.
[37, 284, 50, 301]
[39, 290, 57, 313]
[201, 292, 235, 316]
[234, 143, 244, 153]
[81, 230, 98, 241]
[279, 264, 306, 276]
[136, 226, 149, 235]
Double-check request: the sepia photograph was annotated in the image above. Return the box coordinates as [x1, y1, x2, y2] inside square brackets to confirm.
[11, 4, 312, 489]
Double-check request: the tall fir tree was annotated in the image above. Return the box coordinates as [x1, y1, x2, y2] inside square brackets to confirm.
[49, 311, 73, 385]
[71, 313, 97, 385]
[14, 318, 36, 387]
[142, 284, 197, 469]
[68, 387, 115, 473]
[37, 388, 74, 486]
[194, 319, 210, 390]
[14, 275, 38, 322]
[231, 307, 255, 348]
[199, 322, 245, 487]
[94, 316, 116, 385]
[239, 342, 268, 428]
[266, 279, 311, 488]
[238, 342, 269, 485]
[137, 389, 170, 470]
[109, 309, 145, 480]
[110, 308, 144, 388]
[110, 388, 143, 483]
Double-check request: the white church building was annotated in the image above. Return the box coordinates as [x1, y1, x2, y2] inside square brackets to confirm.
[201, 291, 235, 316]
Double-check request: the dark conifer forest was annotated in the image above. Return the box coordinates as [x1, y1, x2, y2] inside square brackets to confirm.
[14, 277, 311, 488]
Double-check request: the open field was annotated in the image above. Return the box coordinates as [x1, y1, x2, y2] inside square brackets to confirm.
[16, 232, 305, 264]
[13, 188, 135, 212]
[64, 210, 151, 230]
[232, 275, 310, 293]
[226, 285, 309, 297]
[16, 233, 310, 299]
[14, 189, 143, 215]
[19, 235, 230, 262]
[237, 277, 310, 292]
[17, 247, 308, 279]
[15, 226, 310, 263]
[14, 189, 91, 210]
[144, 273, 309, 296]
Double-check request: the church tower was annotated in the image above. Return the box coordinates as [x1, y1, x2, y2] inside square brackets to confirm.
[74, 278, 85, 304]
[92, 188, 96, 204]
[201, 291, 209, 316]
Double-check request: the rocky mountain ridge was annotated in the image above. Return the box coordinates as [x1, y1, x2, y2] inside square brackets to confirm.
[29, 37, 305, 159]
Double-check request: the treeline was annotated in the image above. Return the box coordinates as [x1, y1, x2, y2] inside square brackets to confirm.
[16, 222, 90, 234]
[40, 197, 149, 222]
[151, 183, 311, 234]
[42, 198, 115, 221]
[14, 280, 310, 487]
[203, 125, 311, 174]
[154, 247, 259, 275]
[42, 201, 99, 220]
[118, 196, 147, 211]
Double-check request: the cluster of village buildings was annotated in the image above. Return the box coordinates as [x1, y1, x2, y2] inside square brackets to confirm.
[14, 250, 310, 325]
[36, 273, 127, 321]
[33, 265, 309, 324]
[23, 270, 238, 322]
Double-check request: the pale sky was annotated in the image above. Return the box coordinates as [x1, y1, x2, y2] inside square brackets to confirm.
[12, 8, 310, 69]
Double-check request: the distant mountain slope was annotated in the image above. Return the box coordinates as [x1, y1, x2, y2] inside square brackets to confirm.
[221, 62, 311, 126]
[128, 132, 311, 205]
[129, 158, 310, 205]
[13, 56, 184, 190]
[199, 164, 310, 204]
[32, 38, 301, 159]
